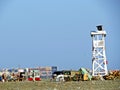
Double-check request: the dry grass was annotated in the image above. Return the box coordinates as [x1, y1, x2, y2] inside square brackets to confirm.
[0, 80, 120, 90]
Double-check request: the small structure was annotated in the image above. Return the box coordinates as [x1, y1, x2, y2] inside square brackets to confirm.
[91, 25, 108, 76]
[28, 68, 41, 81]
[39, 66, 57, 79]
[80, 68, 92, 80]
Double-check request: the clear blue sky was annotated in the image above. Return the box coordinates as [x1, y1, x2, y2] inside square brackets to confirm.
[0, 0, 120, 70]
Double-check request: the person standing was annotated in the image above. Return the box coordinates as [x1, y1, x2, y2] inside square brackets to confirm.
[32, 70, 35, 82]
[2, 73, 6, 82]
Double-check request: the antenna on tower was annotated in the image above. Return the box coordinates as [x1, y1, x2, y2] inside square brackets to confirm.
[91, 25, 108, 76]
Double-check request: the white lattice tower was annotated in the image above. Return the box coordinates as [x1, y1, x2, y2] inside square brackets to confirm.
[91, 25, 108, 76]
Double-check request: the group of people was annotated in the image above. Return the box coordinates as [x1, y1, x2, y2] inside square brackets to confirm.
[0, 72, 25, 82]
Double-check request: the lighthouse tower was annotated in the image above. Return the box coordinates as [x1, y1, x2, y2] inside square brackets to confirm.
[91, 25, 108, 76]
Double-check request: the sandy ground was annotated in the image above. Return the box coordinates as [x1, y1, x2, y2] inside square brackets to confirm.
[0, 80, 120, 90]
